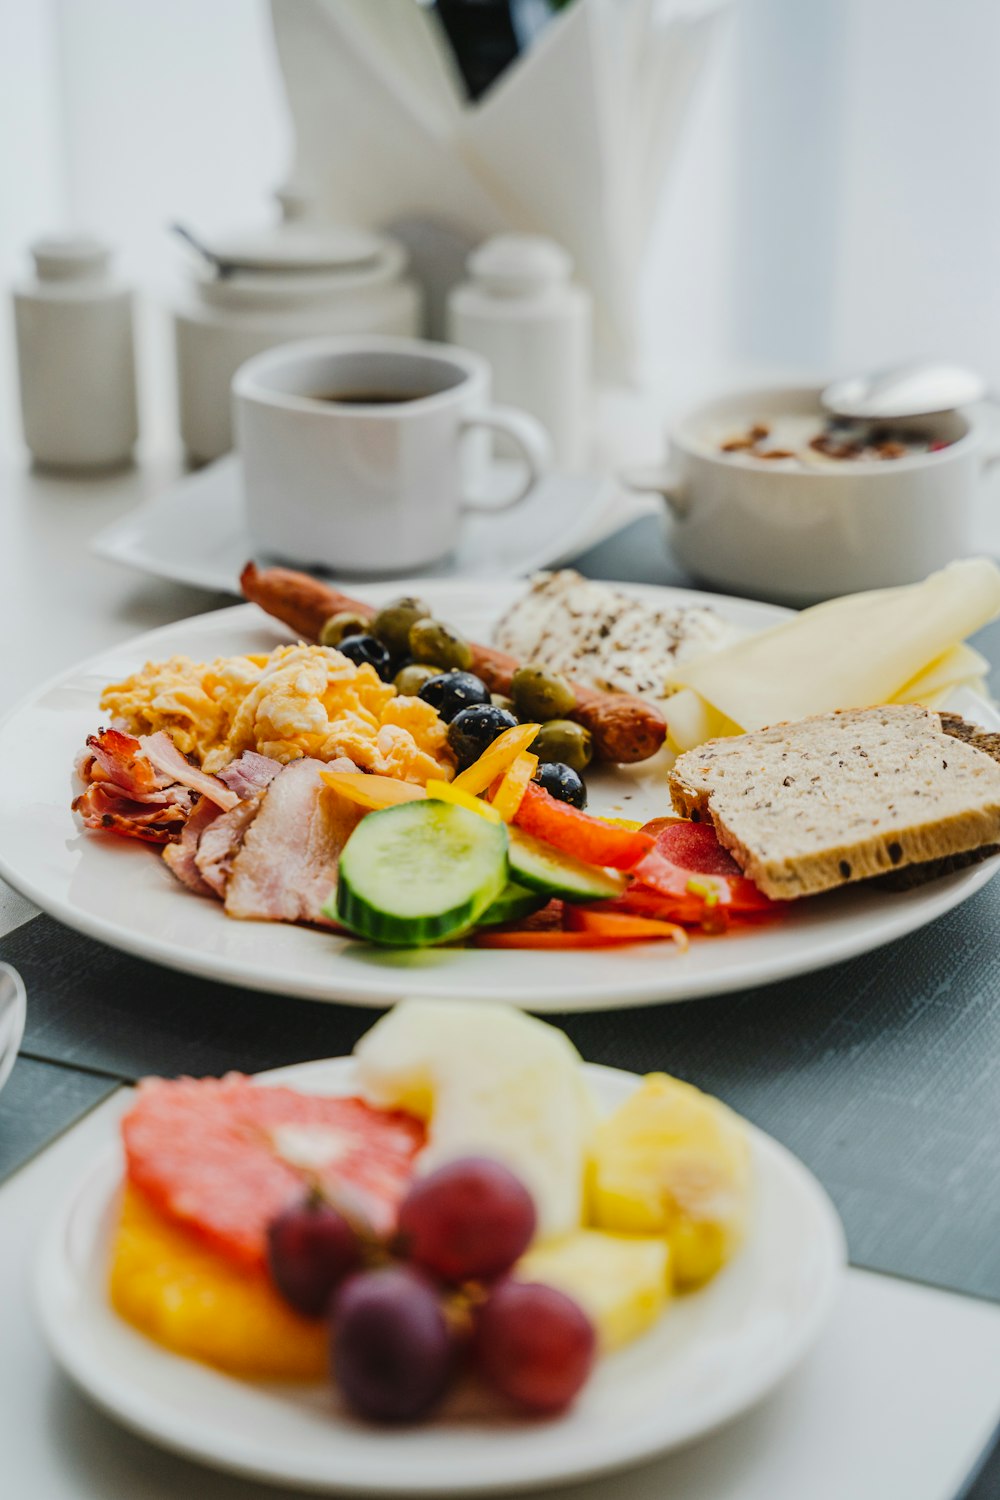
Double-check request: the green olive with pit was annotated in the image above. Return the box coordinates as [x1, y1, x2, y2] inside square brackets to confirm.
[393, 662, 440, 697]
[491, 692, 518, 717]
[371, 597, 431, 658]
[530, 718, 593, 774]
[511, 664, 577, 722]
[408, 618, 474, 672]
[319, 611, 370, 648]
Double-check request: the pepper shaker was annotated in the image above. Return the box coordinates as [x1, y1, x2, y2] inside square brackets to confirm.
[447, 234, 592, 470]
[13, 235, 138, 471]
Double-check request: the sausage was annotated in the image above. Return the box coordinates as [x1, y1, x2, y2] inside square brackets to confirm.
[240, 563, 667, 764]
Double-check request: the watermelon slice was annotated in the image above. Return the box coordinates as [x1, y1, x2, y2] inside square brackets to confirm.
[122, 1076, 425, 1269]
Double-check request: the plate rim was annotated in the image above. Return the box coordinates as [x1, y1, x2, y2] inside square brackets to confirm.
[35, 1057, 847, 1496]
[1, 583, 998, 1011]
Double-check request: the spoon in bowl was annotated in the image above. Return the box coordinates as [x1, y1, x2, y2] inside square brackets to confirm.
[821, 361, 986, 421]
[0, 962, 26, 1095]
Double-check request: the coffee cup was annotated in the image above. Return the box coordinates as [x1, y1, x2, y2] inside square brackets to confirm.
[233, 335, 552, 573]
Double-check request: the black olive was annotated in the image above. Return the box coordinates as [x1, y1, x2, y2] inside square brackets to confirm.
[337, 634, 393, 681]
[418, 671, 491, 723]
[447, 704, 518, 768]
[533, 761, 587, 809]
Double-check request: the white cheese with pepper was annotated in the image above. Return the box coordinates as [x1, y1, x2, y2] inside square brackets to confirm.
[494, 571, 739, 702]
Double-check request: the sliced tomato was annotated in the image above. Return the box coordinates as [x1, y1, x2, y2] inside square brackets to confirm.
[564, 906, 688, 948]
[513, 783, 655, 870]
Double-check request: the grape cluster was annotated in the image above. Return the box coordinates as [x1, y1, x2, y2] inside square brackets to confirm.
[266, 1156, 596, 1423]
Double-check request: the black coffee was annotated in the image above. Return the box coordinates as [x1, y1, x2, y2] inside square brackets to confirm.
[310, 391, 426, 406]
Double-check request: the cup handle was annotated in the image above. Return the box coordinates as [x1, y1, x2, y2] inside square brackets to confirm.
[619, 464, 689, 518]
[460, 406, 552, 514]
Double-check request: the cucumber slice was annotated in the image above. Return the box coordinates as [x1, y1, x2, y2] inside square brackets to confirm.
[507, 827, 627, 902]
[477, 881, 547, 928]
[332, 800, 508, 947]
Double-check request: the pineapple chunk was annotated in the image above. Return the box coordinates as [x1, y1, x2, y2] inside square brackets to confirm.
[517, 1229, 670, 1351]
[591, 1074, 752, 1288]
[110, 1186, 327, 1379]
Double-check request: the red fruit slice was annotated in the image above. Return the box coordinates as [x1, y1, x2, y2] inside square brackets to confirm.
[122, 1076, 425, 1270]
[641, 818, 745, 877]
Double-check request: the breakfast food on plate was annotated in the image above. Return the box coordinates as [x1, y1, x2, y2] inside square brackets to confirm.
[240, 562, 668, 764]
[664, 557, 1000, 752]
[669, 705, 1000, 900]
[70, 558, 1000, 955]
[493, 569, 740, 701]
[108, 999, 754, 1421]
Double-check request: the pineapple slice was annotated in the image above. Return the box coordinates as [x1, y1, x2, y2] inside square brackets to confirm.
[110, 1186, 327, 1379]
[517, 1229, 670, 1351]
[591, 1074, 752, 1287]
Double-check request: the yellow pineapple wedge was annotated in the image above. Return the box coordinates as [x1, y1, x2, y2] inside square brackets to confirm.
[110, 1186, 328, 1379]
[590, 1074, 752, 1288]
[517, 1229, 670, 1351]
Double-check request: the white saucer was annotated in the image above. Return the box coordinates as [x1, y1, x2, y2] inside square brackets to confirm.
[36, 1057, 845, 1495]
[92, 455, 622, 595]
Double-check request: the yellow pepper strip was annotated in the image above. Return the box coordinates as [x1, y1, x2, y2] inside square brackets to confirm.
[597, 817, 644, 832]
[320, 770, 427, 811]
[491, 752, 539, 823]
[426, 779, 502, 824]
[452, 722, 542, 797]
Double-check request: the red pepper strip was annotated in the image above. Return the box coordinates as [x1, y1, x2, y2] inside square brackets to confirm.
[564, 906, 689, 948]
[472, 930, 635, 950]
[599, 884, 717, 926]
[513, 783, 655, 870]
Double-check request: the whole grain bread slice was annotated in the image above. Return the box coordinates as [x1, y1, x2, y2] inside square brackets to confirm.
[668, 704, 1000, 900]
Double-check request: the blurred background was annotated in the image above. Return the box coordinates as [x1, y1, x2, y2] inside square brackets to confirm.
[2, 0, 998, 454]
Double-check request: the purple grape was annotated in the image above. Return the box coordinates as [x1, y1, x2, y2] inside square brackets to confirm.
[397, 1156, 537, 1283]
[266, 1194, 362, 1318]
[332, 1266, 454, 1422]
[475, 1279, 596, 1414]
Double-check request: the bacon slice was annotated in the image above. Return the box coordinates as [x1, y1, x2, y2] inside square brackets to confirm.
[72, 781, 194, 844]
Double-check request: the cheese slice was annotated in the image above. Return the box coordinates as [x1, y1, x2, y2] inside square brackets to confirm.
[891, 643, 991, 706]
[665, 558, 1000, 750]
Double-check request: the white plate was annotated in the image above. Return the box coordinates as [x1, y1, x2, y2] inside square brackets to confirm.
[0, 579, 997, 1011]
[35, 1057, 846, 1495]
[91, 455, 621, 595]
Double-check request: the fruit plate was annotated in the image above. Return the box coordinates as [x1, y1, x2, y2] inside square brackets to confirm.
[0, 580, 998, 1011]
[36, 1057, 846, 1496]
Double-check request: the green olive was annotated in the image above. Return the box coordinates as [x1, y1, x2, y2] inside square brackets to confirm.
[530, 718, 593, 774]
[319, 611, 370, 648]
[408, 617, 473, 672]
[393, 662, 440, 697]
[491, 692, 518, 717]
[511, 664, 577, 722]
[371, 597, 431, 658]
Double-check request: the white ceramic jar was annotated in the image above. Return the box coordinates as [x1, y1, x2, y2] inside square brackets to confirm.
[13, 236, 138, 471]
[447, 234, 592, 470]
[173, 226, 423, 464]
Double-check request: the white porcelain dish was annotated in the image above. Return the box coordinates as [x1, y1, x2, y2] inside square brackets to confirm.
[0, 579, 997, 1011]
[35, 1056, 846, 1496]
[627, 385, 1000, 606]
[91, 457, 618, 597]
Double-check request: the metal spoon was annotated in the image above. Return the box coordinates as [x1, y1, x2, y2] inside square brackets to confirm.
[170, 222, 239, 279]
[0, 963, 26, 1095]
[821, 361, 986, 421]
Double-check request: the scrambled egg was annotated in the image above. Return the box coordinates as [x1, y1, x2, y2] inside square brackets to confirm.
[100, 644, 454, 785]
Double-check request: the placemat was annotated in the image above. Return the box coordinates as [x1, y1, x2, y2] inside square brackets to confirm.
[6, 866, 1000, 1303]
[0, 1055, 118, 1181]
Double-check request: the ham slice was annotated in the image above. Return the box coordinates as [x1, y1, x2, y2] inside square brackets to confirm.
[142, 731, 239, 811]
[216, 751, 283, 799]
[224, 759, 364, 925]
[162, 797, 224, 897]
[194, 796, 264, 897]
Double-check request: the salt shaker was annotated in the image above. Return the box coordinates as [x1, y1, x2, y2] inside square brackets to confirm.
[447, 234, 592, 470]
[13, 236, 138, 470]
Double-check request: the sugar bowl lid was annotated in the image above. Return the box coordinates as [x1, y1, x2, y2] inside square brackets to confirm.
[203, 225, 385, 275]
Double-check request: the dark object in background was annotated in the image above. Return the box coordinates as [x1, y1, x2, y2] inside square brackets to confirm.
[435, 0, 573, 102]
[435, 1, 521, 101]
